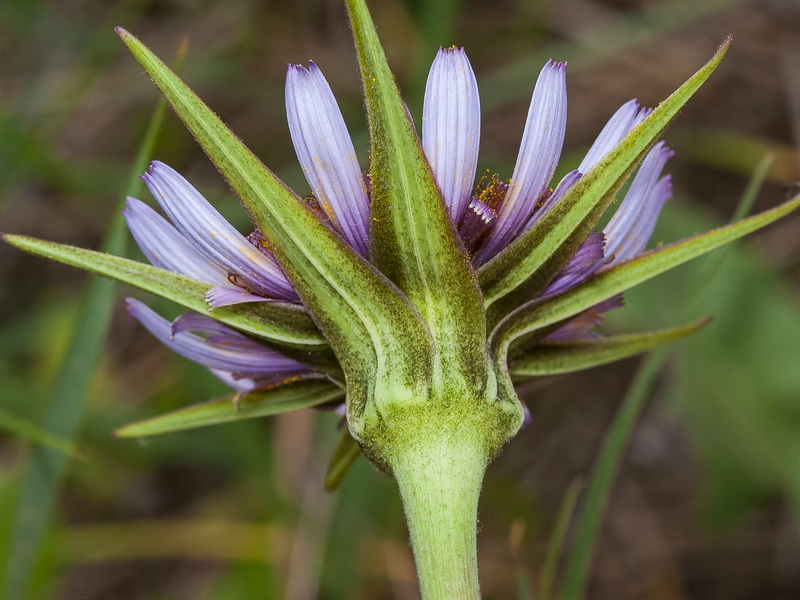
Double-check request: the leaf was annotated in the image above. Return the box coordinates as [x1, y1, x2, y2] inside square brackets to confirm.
[1, 234, 326, 348]
[115, 378, 344, 438]
[510, 318, 710, 378]
[117, 29, 434, 427]
[325, 427, 363, 491]
[346, 0, 488, 391]
[479, 37, 732, 322]
[492, 193, 800, 356]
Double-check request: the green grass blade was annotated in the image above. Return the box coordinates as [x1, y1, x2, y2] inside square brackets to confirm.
[493, 193, 800, 352]
[2, 61, 171, 599]
[325, 428, 363, 491]
[558, 349, 666, 600]
[0, 407, 87, 461]
[510, 318, 710, 378]
[539, 478, 584, 600]
[686, 153, 774, 305]
[347, 0, 488, 389]
[1, 234, 326, 348]
[117, 29, 434, 414]
[114, 379, 344, 438]
[479, 37, 731, 319]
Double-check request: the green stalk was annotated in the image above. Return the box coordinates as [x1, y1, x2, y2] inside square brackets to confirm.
[388, 430, 486, 600]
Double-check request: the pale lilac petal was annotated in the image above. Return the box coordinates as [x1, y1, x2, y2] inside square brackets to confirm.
[209, 369, 313, 394]
[458, 197, 495, 251]
[422, 47, 481, 223]
[126, 298, 307, 376]
[171, 312, 251, 339]
[210, 369, 258, 393]
[635, 106, 653, 125]
[545, 295, 624, 342]
[543, 232, 606, 296]
[142, 161, 298, 301]
[123, 197, 231, 287]
[205, 286, 273, 309]
[476, 60, 568, 264]
[285, 62, 370, 256]
[604, 142, 674, 265]
[522, 403, 533, 427]
[522, 170, 582, 233]
[578, 99, 641, 173]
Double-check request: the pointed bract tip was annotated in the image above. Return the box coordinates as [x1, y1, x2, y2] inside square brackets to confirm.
[716, 34, 733, 57]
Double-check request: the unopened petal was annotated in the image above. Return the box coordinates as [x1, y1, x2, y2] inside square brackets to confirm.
[604, 142, 674, 264]
[545, 295, 624, 342]
[543, 231, 606, 296]
[476, 60, 568, 264]
[142, 162, 298, 301]
[285, 62, 370, 256]
[458, 197, 495, 252]
[422, 47, 481, 223]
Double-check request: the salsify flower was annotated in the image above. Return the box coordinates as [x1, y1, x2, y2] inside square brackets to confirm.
[4, 1, 799, 598]
[120, 51, 673, 400]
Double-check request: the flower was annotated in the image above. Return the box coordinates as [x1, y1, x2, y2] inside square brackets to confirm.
[124, 48, 674, 393]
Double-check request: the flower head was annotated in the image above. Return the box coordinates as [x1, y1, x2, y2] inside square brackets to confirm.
[123, 48, 673, 395]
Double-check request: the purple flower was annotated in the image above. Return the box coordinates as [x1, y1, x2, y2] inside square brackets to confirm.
[125, 47, 673, 391]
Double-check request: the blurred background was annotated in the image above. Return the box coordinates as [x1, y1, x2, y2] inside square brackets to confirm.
[0, 0, 799, 598]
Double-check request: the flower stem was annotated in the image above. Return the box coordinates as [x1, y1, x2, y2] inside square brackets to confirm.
[388, 429, 487, 600]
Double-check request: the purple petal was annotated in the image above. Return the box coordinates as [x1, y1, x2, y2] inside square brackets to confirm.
[205, 286, 273, 309]
[476, 60, 568, 264]
[422, 47, 481, 223]
[604, 142, 674, 265]
[126, 298, 307, 376]
[543, 231, 606, 296]
[522, 169, 582, 233]
[171, 311, 252, 339]
[209, 369, 258, 393]
[285, 62, 370, 256]
[545, 294, 624, 342]
[578, 99, 642, 173]
[522, 403, 533, 427]
[142, 162, 298, 301]
[209, 369, 316, 394]
[123, 197, 231, 287]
